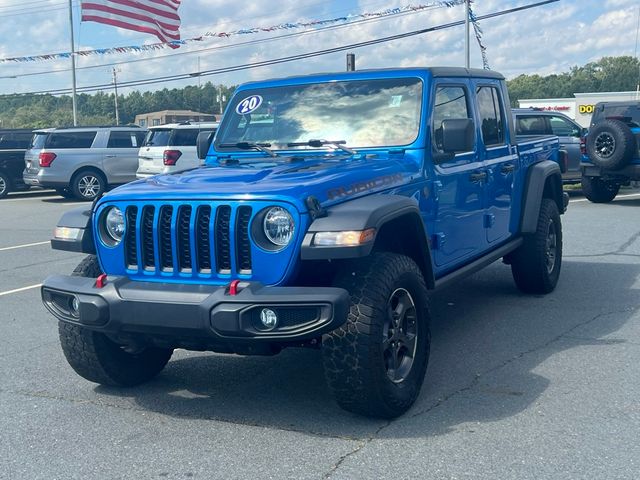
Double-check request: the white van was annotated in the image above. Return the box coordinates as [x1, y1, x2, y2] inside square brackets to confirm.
[136, 122, 218, 178]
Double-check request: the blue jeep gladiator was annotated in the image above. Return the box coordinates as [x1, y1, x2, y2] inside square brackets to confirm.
[42, 67, 568, 418]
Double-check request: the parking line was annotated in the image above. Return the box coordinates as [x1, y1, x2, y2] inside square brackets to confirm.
[1, 195, 60, 203]
[570, 192, 640, 203]
[0, 284, 42, 297]
[0, 241, 49, 252]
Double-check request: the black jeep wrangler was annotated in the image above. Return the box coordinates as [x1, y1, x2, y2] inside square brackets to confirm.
[581, 101, 640, 203]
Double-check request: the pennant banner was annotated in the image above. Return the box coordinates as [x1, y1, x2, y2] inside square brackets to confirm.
[0, 1, 466, 64]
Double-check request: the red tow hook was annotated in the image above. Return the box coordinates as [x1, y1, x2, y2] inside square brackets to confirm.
[228, 279, 240, 296]
[95, 274, 108, 289]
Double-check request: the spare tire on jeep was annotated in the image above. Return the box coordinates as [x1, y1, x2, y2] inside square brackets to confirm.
[586, 119, 636, 170]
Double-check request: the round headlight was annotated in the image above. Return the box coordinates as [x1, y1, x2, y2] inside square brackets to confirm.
[105, 207, 125, 243]
[263, 207, 294, 247]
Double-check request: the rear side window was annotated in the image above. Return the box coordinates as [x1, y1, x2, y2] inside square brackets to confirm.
[0, 132, 32, 149]
[433, 86, 471, 152]
[30, 133, 48, 149]
[45, 131, 97, 149]
[172, 129, 208, 147]
[477, 86, 506, 146]
[516, 116, 548, 135]
[107, 131, 145, 148]
[144, 129, 171, 147]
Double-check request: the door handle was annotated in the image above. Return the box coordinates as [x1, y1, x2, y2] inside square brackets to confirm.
[501, 164, 515, 174]
[469, 172, 487, 183]
[105, 154, 116, 158]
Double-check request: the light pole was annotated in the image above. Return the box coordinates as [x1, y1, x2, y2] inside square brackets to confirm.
[112, 68, 120, 126]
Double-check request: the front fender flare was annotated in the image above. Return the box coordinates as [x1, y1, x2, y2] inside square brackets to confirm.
[301, 195, 435, 288]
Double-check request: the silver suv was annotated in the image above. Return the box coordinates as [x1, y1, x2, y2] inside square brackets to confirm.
[23, 126, 147, 200]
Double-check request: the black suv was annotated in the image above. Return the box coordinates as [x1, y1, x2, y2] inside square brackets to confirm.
[0, 129, 34, 198]
[581, 101, 640, 203]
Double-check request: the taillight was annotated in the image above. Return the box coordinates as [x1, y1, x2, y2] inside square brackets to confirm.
[39, 152, 57, 167]
[163, 150, 182, 166]
[579, 136, 586, 155]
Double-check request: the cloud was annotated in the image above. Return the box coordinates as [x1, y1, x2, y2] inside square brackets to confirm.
[0, 0, 637, 95]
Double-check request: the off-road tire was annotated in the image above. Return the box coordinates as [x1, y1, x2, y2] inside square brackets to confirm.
[70, 169, 106, 201]
[322, 252, 431, 418]
[586, 119, 636, 170]
[0, 171, 11, 198]
[511, 199, 562, 294]
[58, 255, 173, 386]
[581, 175, 619, 203]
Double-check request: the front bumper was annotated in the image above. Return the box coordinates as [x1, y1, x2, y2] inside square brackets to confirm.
[41, 275, 349, 352]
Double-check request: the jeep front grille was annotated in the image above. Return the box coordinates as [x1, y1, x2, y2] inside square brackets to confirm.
[124, 203, 253, 276]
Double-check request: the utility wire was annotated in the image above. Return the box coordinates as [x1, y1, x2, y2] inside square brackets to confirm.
[1, 0, 559, 97]
[0, 4, 448, 79]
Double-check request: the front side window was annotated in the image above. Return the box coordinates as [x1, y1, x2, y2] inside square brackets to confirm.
[215, 77, 423, 151]
[477, 86, 505, 146]
[432, 85, 471, 152]
[549, 116, 580, 137]
[45, 131, 97, 149]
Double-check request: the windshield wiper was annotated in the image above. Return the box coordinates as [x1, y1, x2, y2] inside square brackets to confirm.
[219, 142, 277, 157]
[287, 139, 356, 155]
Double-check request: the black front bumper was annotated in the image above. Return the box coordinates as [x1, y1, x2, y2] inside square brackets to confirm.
[42, 275, 349, 353]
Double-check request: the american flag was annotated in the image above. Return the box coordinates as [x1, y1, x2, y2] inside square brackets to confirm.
[81, 0, 182, 45]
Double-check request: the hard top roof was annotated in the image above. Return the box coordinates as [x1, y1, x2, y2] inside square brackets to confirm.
[240, 66, 504, 87]
[149, 122, 219, 130]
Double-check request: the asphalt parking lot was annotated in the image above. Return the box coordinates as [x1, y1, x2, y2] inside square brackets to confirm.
[1, 188, 639, 480]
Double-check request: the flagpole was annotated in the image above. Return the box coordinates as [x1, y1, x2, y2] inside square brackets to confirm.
[464, 0, 470, 68]
[68, 0, 78, 126]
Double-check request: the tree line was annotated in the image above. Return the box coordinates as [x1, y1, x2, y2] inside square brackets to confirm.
[0, 56, 638, 128]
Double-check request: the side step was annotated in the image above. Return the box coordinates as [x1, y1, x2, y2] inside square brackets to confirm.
[434, 238, 523, 291]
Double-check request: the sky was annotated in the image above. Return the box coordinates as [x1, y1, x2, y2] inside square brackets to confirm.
[0, 0, 638, 97]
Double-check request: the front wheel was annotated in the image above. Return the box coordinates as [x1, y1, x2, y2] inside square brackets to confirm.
[58, 255, 173, 386]
[510, 198, 562, 294]
[322, 253, 431, 418]
[581, 176, 619, 203]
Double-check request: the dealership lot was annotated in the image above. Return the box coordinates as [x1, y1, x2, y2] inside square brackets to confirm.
[1, 189, 639, 480]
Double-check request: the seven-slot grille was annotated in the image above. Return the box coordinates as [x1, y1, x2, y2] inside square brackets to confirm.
[123, 203, 253, 276]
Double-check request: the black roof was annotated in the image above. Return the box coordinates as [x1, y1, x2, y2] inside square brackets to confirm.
[594, 101, 640, 107]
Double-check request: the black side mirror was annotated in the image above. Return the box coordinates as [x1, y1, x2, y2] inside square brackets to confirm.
[435, 118, 475, 162]
[197, 131, 215, 160]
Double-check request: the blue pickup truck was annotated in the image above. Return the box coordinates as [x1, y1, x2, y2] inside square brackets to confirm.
[42, 67, 568, 418]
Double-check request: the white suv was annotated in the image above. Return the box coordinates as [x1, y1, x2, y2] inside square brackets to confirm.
[136, 122, 218, 178]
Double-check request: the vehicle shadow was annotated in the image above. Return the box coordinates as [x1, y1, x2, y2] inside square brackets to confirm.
[96, 259, 640, 438]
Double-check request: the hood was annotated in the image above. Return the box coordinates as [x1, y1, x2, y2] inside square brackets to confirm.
[102, 151, 422, 212]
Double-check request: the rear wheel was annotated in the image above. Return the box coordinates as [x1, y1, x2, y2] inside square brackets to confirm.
[71, 169, 106, 201]
[581, 176, 619, 203]
[0, 171, 11, 198]
[322, 253, 430, 418]
[510, 198, 562, 294]
[58, 255, 173, 386]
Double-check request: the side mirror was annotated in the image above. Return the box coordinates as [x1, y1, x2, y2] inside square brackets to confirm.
[435, 118, 475, 162]
[197, 131, 215, 160]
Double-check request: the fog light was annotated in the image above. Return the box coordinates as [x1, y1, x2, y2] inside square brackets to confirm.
[70, 296, 80, 316]
[260, 308, 278, 330]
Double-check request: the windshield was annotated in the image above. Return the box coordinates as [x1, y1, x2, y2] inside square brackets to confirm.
[29, 132, 48, 149]
[215, 77, 423, 151]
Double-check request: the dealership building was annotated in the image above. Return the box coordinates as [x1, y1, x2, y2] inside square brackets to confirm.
[518, 91, 640, 127]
